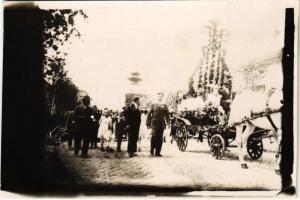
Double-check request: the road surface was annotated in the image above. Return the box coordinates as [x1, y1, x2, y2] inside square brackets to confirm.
[55, 132, 281, 194]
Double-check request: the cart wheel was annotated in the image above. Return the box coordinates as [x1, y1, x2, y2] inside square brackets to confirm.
[210, 134, 225, 159]
[175, 125, 188, 151]
[247, 135, 263, 160]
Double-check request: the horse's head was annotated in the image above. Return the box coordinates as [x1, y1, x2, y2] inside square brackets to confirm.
[266, 88, 283, 109]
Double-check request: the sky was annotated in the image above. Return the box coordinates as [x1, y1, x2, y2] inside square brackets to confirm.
[37, 1, 298, 109]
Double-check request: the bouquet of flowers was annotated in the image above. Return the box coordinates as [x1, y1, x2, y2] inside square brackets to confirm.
[200, 101, 227, 125]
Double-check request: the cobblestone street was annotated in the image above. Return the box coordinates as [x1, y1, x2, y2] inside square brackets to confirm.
[55, 130, 282, 193]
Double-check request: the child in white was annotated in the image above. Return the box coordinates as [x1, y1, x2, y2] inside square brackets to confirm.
[98, 110, 113, 151]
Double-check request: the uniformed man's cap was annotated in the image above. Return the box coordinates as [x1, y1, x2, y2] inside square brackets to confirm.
[82, 95, 90, 101]
[133, 96, 140, 101]
[92, 105, 97, 109]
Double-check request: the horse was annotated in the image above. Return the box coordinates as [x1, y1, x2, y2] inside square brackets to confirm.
[228, 89, 282, 173]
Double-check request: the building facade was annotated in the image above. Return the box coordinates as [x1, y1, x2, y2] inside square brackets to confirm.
[234, 50, 282, 94]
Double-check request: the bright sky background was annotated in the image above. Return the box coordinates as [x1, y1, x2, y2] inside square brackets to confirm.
[37, 1, 298, 109]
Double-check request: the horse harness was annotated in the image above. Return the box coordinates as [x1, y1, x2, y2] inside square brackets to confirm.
[266, 114, 279, 132]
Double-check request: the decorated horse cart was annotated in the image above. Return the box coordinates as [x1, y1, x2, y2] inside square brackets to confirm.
[171, 88, 282, 166]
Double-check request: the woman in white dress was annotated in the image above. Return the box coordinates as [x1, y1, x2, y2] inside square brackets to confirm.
[98, 110, 113, 151]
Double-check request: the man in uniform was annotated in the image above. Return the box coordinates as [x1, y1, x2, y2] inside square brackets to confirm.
[125, 97, 141, 158]
[146, 92, 170, 157]
[73, 95, 93, 158]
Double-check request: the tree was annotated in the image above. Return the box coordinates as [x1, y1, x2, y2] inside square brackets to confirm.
[42, 9, 87, 85]
[165, 92, 179, 111]
[42, 9, 87, 121]
[242, 63, 267, 89]
[55, 78, 79, 112]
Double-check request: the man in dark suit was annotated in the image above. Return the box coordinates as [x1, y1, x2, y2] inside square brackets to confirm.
[90, 105, 101, 149]
[218, 83, 231, 114]
[73, 95, 94, 158]
[146, 92, 170, 157]
[125, 97, 141, 158]
[115, 111, 127, 152]
[65, 110, 75, 149]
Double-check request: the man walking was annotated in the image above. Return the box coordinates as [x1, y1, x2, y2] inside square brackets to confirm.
[65, 110, 75, 149]
[73, 95, 93, 158]
[125, 97, 141, 158]
[90, 105, 101, 149]
[146, 92, 170, 157]
[115, 111, 127, 152]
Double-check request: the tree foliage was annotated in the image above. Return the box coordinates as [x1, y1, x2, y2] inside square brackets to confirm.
[42, 9, 87, 85]
[242, 63, 267, 89]
[55, 78, 79, 112]
[42, 9, 88, 119]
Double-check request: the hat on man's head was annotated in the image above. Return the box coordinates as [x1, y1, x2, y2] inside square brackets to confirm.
[82, 95, 91, 106]
[82, 95, 90, 100]
[133, 96, 140, 101]
[92, 105, 97, 109]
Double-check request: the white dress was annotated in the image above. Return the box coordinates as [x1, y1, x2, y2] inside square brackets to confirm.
[98, 116, 113, 140]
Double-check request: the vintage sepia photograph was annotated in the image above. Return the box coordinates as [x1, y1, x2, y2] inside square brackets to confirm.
[1, 0, 298, 197]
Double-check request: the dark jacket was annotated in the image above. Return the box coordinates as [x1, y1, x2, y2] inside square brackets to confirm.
[115, 114, 127, 135]
[65, 111, 75, 133]
[93, 109, 101, 123]
[146, 103, 170, 129]
[73, 104, 94, 135]
[218, 87, 230, 101]
[125, 102, 141, 129]
[218, 87, 231, 113]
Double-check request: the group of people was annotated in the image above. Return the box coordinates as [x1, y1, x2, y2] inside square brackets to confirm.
[66, 92, 170, 158]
